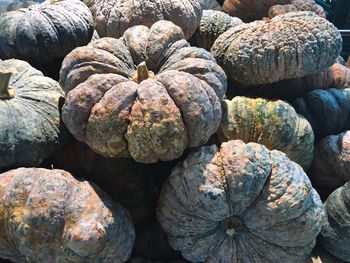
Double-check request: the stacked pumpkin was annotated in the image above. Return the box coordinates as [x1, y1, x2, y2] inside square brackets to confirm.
[0, 0, 350, 262]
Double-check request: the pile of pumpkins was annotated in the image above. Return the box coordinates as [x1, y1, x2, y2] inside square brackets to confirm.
[0, 0, 350, 262]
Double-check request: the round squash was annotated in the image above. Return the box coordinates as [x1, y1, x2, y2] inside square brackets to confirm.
[292, 88, 350, 141]
[60, 20, 227, 163]
[211, 11, 342, 87]
[219, 97, 314, 170]
[0, 59, 68, 172]
[0, 167, 135, 263]
[94, 0, 203, 39]
[190, 10, 243, 51]
[157, 140, 325, 263]
[0, 0, 94, 64]
[320, 182, 350, 262]
[268, 0, 325, 18]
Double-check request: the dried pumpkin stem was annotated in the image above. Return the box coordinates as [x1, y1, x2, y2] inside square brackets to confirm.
[220, 216, 245, 237]
[0, 71, 14, 100]
[132, 62, 155, 83]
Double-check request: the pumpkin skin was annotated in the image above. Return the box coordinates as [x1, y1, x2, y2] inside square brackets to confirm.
[0, 59, 68, 172]
[94, 0, 203, 39]
[308, 131, 350, 196]
[0, 168, 135, 263]
[211, 11, 342, 87]
[320, 182, 350, 262]
[0, 0, 94, 64]
[44, 139, 157, 225]
[203, 0, 223, 10]
[268, 0, 325, 18]
[292, 88, 350, 141]
[219, 97, 314, 170]
[305, 247, 345, 263]
[60, 21, 227, 163]
[157, 140, 325, 263]
[190, 10, 243, 51]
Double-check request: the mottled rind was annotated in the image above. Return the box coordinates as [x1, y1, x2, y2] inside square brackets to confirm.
[268, 0, 326, 18]
[0, 0, 94, 64]
[0, 168, 135, 263]
[219, 97, 314, 170]
[211, 11, 342, 86]
[0, 59, 68, 172]
[157, 140, 324, 262]
[320, 182, 350, 262]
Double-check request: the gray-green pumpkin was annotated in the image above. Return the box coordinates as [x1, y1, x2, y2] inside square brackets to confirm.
[219, 97, 314, 170]
[0, 59, 68, 172]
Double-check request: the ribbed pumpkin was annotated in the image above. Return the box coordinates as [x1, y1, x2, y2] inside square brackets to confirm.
[268, 0, 325, 18]
[94, 0, 203, 39]
[60, 20, 227, 163]
[45, 139, 157, 225]
[211, 11, 342, 87]
[0, 168, 135, 263]
[157, 140, 325, 263]
[219, 97, 314, 170]
[0, 0, 94, 64]
[292, 88, 350, 141]
[190, 10, 243, 51]
[320, 182, 350, 262]
[0, 59, 68, 172]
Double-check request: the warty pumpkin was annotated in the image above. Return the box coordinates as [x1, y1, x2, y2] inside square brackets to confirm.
[60, 20, 227, 163]
[292, 88, 350, 141]
[0, 59, 68, 172]
[211, 11, 342, 87]
[0, 168, 135, 263]
[94, 0, 203, 39]
[320, 182, 350, 262]
[0, 0, 94, 64]
[190, 10, 243, 51]
[157, 140, 325, 263]
[219, 97, 314, 170]
[268, 0, 325, 18]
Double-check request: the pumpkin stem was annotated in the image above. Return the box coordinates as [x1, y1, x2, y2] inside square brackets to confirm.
[220, 216, 245, 237]
[0, 71, 14, 100]
[132, 62, 155, 83]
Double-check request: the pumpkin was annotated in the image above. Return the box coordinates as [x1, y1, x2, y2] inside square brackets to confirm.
[157, 140, 325, 263]
[219, 97, 314, 170]
[0, 0, 94, 64]
[0, 0, 38, 14]
[44, 139, 157, 225]
[292, 88, 350, 141]
[222, 0, 290, 22]
[308, 131, 350, 196]
[320, 182, 350, 262]
[268, 0, 325, 18]
[203, 0, 223, 10]
[94, 0, 203, 39]
[60, 20, 227, 163]
[0, 59, 68, 172]
[211, 11, 342, 87]
[190, 10, 243, 51]
[0, 168, 135, 263]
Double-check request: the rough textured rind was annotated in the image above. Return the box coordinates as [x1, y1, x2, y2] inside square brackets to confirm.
[0, 168, 135, 263]
[94, 0, 204, 39]
[320, 182, 350, 262]
[0, 59, 68, 172]
[268, 0, 326, 18]
[0, 0, 94, 64]
[211, 11, 342, 87]
[309, 131, 350, 193]
[157, 140, 325, 263]
[190, 10, 243, 51]
[219, 97, 314, 170]
[60, 21, 226, 163]
[292, 88, 350, 141]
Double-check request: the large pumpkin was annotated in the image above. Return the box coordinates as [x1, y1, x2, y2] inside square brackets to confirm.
[0, 59, 68, 172]
[60, 20, 227, 163]
[320, 182, 350, 262]
[0, 168, 135, 263]
[0, 0, 94, 64]
[94, 0, 203, 39]
[211, 11, 342, 87]
[219, 97, 314, 170]
[157, 140, 325, 263]
[268, 0, 325, 18]
[292, 88, 350, 141]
